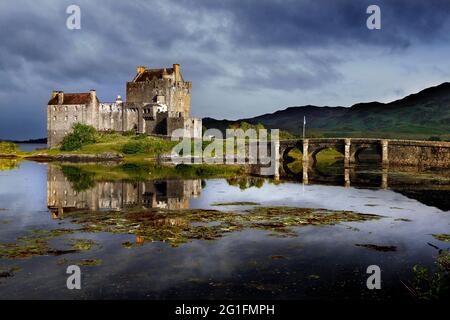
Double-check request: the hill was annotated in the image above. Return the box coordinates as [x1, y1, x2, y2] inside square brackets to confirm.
[203, 82, 450, 140]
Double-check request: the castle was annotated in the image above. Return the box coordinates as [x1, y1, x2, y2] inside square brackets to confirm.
[47, 64, 202, 147]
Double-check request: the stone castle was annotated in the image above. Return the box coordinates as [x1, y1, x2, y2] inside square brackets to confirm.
[47, 64, 201, 147]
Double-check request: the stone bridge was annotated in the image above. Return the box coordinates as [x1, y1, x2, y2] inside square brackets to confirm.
[278, 138, 450, 168]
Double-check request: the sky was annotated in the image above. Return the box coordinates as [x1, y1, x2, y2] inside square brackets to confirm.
[1, 0, 450, 140]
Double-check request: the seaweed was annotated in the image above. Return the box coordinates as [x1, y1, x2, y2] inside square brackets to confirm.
[211, 202, 260, 206]
[432, 234, 450, 242]
[394, 218, 412, 222]
[68, 239, 99, 251]
[59, 206, 383, 247]
[0, 266, 21, 278]
[0, 206, 383, 259]
[0, 228, 86, 260]
[404, 251, 449, 300]
[355, 244, 397, 252]
[57, 258, 102, 267]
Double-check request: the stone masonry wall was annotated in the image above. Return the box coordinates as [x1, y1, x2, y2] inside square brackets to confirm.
[388, 141, 450, 168]
[47, 102, 96, 147]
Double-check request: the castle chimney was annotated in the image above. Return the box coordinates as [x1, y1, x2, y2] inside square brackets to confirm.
[89, 89, 96, 103]
[57, 91, 64, 104]
[137, 66, 146, 74]
[51, 90, 58, 99]
[173, 63, 180, 82]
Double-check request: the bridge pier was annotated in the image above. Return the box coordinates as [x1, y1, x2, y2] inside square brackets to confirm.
[302, 160, 309, 184]
[381, 139, 389, 167]
[344, 168, 350, 187]
[344, 139, 352, 167]
[381, 167, 388, 189]
[302, 139, 309, 163]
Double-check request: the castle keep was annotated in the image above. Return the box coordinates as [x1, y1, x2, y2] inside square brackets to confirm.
[47, 64, 201, 147]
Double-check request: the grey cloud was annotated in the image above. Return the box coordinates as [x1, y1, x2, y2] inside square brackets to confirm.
[0, 0, 449, 139]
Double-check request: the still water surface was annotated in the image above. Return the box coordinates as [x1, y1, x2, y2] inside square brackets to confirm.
[0, 161, 448, 300]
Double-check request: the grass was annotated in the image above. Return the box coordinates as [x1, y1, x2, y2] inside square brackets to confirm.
[0, 133, 177, 161]
[287, 148, 343, 162]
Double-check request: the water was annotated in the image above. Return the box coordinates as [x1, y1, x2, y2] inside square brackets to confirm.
[16, 143, 47, 152]
[0, 161, 448, 300]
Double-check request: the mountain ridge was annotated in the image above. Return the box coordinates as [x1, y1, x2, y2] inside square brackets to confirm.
[203, 82, 450, 139]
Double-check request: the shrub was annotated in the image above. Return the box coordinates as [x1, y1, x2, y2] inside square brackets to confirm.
[428, 136, 441, 141]
[121, 141, 148, 154]
[60, 123, 97, 151]
[122, 137, 176, 155]
[0, 142, 18, 154]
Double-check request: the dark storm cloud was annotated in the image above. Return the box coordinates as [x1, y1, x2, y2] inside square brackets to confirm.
[0, 0, 449, 139]
[183, 0, 450, 48]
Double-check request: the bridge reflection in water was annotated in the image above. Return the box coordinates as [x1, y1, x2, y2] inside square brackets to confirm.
[281, 160, 389, 189]
[47, 166, 202, 219]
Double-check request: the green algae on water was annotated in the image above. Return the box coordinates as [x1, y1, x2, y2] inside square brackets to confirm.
[432, 234, 450, 242]
[59, 206, 383, 248]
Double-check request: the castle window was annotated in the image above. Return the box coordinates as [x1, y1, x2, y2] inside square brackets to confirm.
[53, 106, 57, 111]
[74, 116, 78, 121]
[64, 106, 68, 111]
[53, 116, 57, 121]
[53, 131, 56, 135]
[64, 116, 68, 121]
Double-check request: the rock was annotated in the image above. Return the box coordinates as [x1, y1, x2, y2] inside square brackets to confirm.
[53, 152, 124, 162]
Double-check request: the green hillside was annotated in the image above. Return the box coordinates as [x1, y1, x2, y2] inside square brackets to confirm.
[204, 82, 450, 140]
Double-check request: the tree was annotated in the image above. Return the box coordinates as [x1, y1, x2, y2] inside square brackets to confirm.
[60, 123, 97, 151]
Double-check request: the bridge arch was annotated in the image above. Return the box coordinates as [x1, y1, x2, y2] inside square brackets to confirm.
[351, 144, 382, 164]
[309, 145, 345, 163]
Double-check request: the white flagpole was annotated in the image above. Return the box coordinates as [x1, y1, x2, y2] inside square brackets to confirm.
[303, 116, 306, 140]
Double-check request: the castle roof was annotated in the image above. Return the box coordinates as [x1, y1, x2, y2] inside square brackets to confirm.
[48, 93, 93, 105]
[133, 68, 174, 82]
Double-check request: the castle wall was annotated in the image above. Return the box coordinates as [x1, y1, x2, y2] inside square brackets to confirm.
[126, 76, 191, 118]
[47, 102, 96, 147]
[123, 104, 140, 132]
[144, 112, 168, 135]
[98, 103, 123, 132]
[167, 116, 185, 135]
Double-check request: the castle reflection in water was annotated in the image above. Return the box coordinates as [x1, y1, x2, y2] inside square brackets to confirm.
[47, 166, 202, 218]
